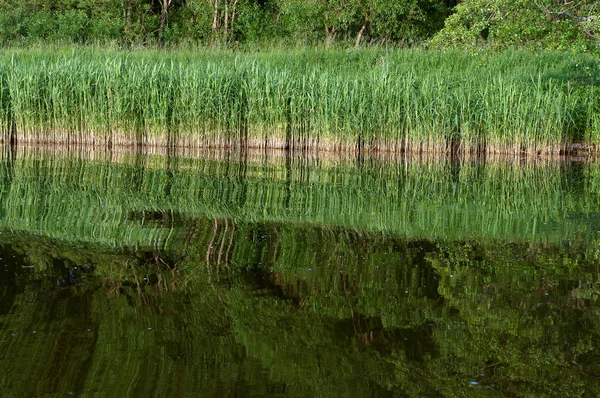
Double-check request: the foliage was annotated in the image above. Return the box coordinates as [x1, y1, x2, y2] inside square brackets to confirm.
[431, 0, 600, 53]
[1, 0, 598, 49]
[0, 0, 449, 46]
[0, 0, 128, 45]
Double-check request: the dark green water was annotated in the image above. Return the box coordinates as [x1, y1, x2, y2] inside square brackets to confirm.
[0, 149, 599, 397]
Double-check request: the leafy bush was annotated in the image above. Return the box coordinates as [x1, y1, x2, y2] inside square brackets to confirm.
[430, 0, 600, 53]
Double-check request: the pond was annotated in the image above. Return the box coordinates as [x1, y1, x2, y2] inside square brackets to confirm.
[0, 147, 598, 397]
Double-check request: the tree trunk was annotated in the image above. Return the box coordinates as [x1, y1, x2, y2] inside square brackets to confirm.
[159, 0, 172, 46]
[224, 0, 229, 38]
[123, 1, 130, 31]
[325, 25, 336, 46]
[212, 0, 219, 31]
[230, 0, 238, 39]
[355, 24, 366, 47]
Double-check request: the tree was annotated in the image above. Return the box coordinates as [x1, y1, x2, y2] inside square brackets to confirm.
[275, 0, 448, 46]
[430, 0, 600, 52]
[159, 0, 172, 45]
[206, 0, 241, 41]
[364, 0, 448, 45]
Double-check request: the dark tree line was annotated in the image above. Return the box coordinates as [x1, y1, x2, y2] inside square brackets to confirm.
[0, 0, 452, 46]
[0, 0, 597, 50]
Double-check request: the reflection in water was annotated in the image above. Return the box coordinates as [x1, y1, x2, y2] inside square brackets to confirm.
[0, 149, 598, 396]
[2, 148, 600, 245]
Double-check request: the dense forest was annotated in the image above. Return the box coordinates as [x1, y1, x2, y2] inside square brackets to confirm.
[0, 0, 598, 51]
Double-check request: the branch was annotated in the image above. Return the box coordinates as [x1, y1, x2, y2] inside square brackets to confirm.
[534, 1, 597, 22]
[547, 11, 596, 22]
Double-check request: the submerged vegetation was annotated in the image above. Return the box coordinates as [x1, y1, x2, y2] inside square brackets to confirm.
[1, 48, 599, 155]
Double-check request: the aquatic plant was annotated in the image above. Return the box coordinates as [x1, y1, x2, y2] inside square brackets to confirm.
[0, 48, 598, 154]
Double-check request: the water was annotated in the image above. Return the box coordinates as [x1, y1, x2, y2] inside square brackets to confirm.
[0, 148, 599, 397]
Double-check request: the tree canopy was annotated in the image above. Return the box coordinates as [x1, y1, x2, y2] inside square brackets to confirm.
[0, 0, 450, 46]
[430, 0, 600, 52]
[0, 1, 598, 51]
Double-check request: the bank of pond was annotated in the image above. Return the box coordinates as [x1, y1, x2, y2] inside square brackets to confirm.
[1, 47, 599, 155]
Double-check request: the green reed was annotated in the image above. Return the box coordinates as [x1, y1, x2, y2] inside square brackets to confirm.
[0, 47, 598, 153]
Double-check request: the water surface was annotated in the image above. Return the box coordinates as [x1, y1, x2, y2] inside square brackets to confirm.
[0, 149, 598, 397]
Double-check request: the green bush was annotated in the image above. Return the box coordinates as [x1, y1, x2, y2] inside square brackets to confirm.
[430, 0, 599, 53]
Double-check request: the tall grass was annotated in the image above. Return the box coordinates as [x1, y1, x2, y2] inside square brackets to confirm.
[0, 47, 598, 154]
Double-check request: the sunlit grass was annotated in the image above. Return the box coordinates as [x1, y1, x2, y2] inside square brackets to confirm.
[0, 47, 598, 153]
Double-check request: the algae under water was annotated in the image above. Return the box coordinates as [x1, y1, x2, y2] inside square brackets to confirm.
[0, 147, 599, 397]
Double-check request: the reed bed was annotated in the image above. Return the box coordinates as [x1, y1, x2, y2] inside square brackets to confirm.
[1, 149, 599, 247]
[0, 48, 598, 154]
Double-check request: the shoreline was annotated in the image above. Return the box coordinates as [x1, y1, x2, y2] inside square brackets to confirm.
[3, 140, 598, 165]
